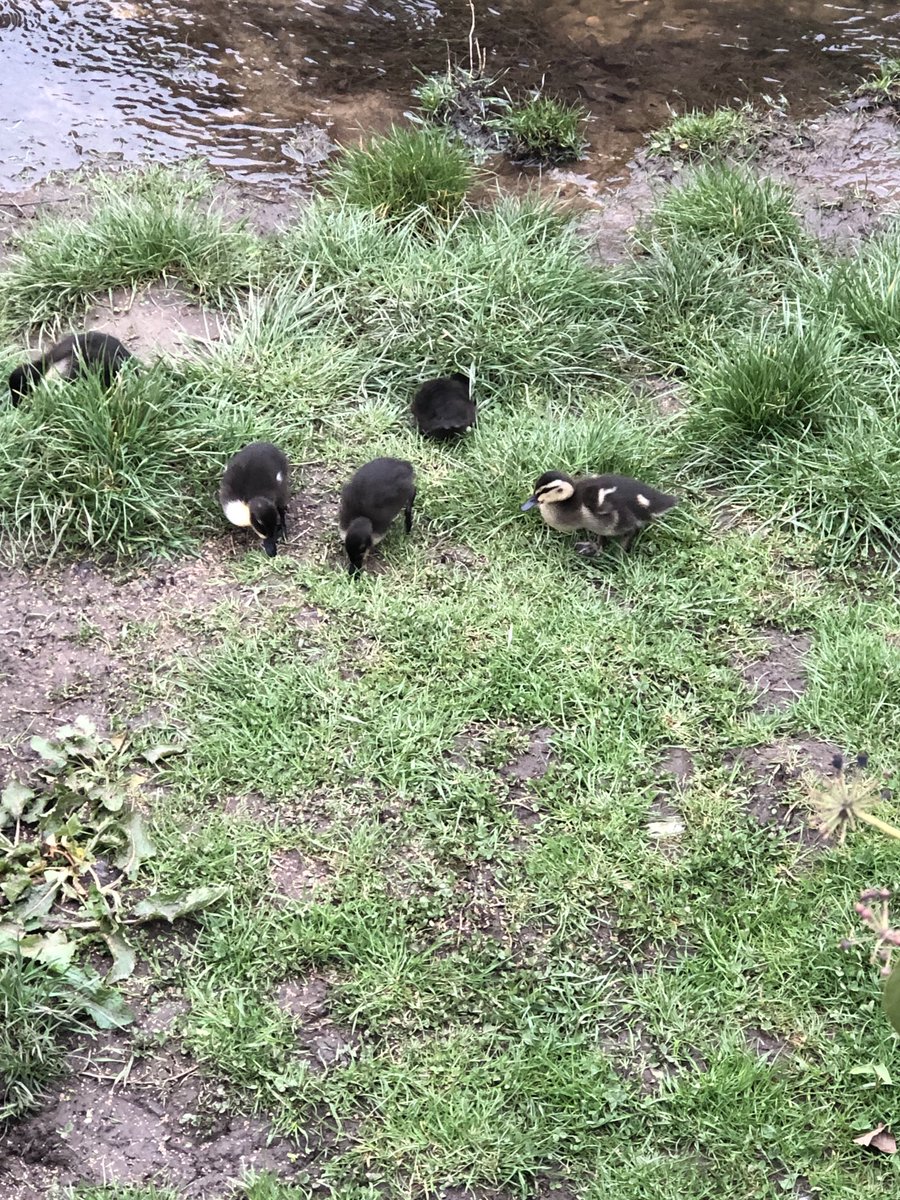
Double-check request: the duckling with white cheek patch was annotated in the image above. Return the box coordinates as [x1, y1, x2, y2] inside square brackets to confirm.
[339, 457, 416, 577]
[521, 471, 678, 554]
[219, 442, 290, 558]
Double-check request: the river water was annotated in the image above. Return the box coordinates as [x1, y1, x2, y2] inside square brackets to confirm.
[1, 0, 899, 190]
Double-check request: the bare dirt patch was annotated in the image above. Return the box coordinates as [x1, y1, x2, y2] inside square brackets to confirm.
[0, 544, 325, 778]
[727, 736, 840, 849]
[634, 374, 686, 418]
[657, 746, 694, 790]
[738, 629, 811, 714]
[646, 747, 692, 859]
[283, 462, 341, 569]
[744, 1025, 792, 1063]
[83, 282, 224, 360]
[275, 974, 360, 1074]
[763, 105, 900, 245]
[270, 847, 333, 902]
[0, 997, 303, 1199]
[501, 726, 554, 828]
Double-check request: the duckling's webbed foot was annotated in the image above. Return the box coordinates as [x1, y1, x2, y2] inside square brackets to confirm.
[575, 540, 602, 557]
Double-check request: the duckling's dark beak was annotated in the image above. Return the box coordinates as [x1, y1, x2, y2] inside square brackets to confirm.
[520, 497, 537, 512]
[262, 536, 278, 558]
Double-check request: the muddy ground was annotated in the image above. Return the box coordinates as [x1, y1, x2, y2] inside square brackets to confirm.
[1, 100, 898, 1197]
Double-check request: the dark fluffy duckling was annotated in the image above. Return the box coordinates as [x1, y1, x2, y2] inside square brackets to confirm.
[8, 332, 133, 405]
[521, 470, 678, 553]
[412, 372, 476, 440]
[339, 457, 416, 576]
[219, 442, 290, 557]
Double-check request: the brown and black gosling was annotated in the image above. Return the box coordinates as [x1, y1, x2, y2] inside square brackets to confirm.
[8, 332, 133, 405]
[339, 457, 416, 577]
[521, 471, 678, 554]
[411, 372, 476, 440]
[219, 442, 290, 558]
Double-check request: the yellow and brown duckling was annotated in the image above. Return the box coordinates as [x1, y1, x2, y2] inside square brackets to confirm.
[339, 457, 416, 577]
[8, 331, 133, 406]
[411, 372, 476, 440]
[219, 441, 290, 558]
[521, 470, 678, 554]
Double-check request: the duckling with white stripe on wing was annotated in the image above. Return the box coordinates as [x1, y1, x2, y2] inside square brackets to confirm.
[219, 442, 290, 558]
[339, 457, 416, 577]
[8, 331, 133, 406]
[521, 470, 678, 554]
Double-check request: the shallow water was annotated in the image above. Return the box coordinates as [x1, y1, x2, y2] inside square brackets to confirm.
[1, 0, 900, 190]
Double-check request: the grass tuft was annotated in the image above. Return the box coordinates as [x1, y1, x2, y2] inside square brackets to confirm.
[496, 94, 588, 164]
[717, 400, 900, 567]
[649, 164, 804, 265]
[0, 165, 262, 331]
[0, 365, 259, 562]
[687, 307, 846, 440]
[647, 106, 754, 158]
[1, 959, 87, 1123]
[325, 126, 474, 224]
[828, 230, 900, 345]
[272, 197, 626, 404]
[854, 56, 900, 99]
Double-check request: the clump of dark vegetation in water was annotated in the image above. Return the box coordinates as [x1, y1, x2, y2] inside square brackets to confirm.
[647, 105, 756, 160]
[414, 67, 587, 165]
[495, 94, 588, 165]
[325, 125, 474, 223]
[853, 56, 900, 107]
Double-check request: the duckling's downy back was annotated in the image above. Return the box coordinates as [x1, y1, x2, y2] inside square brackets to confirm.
[339, 457, 416, 575]
[412, 373, 475, 440]
[8, 331, 133, 406]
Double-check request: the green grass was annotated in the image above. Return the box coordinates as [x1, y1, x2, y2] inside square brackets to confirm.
[647, 106, 754, 158]
[3, 160, 900, 1200]
[496, 94, 588, 164]
[828, 231, 900, 344]
[1, 959, 88, 1123]
[0, 364, 260, 561]
[0, 164, 263, 332]
[325, 126, 474, 224]
[687, 306, 846, 439]
[648, 164, 805, 266]
[855, 56, 900, 98]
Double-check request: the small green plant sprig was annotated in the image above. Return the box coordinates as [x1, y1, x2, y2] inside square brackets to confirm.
[854, 57, 900, 101]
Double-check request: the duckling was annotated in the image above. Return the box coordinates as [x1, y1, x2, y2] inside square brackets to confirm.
[219, 442, 290, 558]
[8, 331, 133, 405]
[412, 372, 476, 440]
[521, 471, 678, 553]
[339, 457, 416, 576]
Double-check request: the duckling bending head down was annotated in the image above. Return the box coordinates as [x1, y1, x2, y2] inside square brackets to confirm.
[522, 470, 678, 553]
[219, 441, 290, 557]
[8, 331, 133, 406]
[339, 457, 416, 577]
